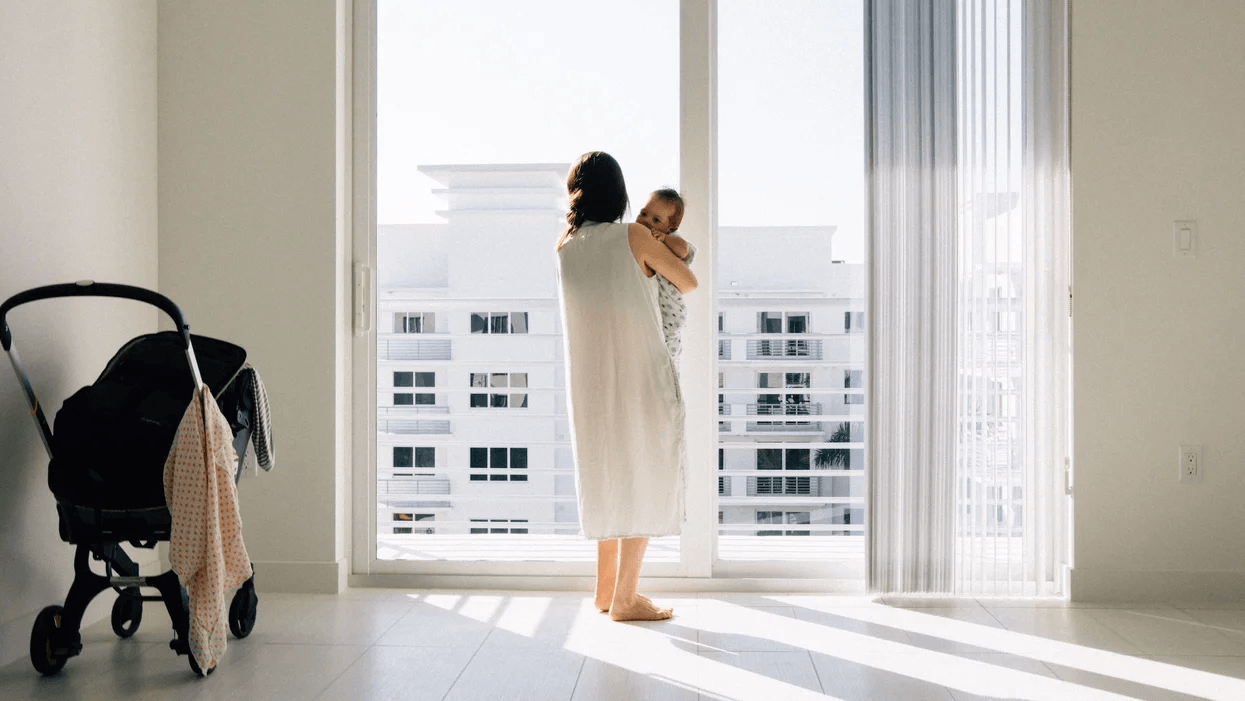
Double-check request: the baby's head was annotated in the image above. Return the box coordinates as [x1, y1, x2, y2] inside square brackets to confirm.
[637, 188, 685, 235]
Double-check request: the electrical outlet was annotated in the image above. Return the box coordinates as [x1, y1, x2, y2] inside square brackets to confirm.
[1179, 444, 1203, 483]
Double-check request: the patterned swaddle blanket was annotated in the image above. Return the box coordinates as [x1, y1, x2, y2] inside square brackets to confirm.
[655, 241, 696, 367]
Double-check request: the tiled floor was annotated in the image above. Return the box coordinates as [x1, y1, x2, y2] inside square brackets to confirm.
[4, 589, 1245, 700]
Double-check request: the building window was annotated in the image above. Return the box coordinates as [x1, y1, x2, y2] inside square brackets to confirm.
[756, 372, 812, 425]
[395, 312, 435, 334]
[469, 447, 528, 482]
[756, 510, 811, 536]
[392, 446, 434, 475]
[844, 311, 865, 333]
[844, 369, 864, 404]
[392, 512, 434, 534]
[755, 313, 811, 357]
[471, 312, 529, 334]
[394, 371, 436, 405]
[469, 518, 529, 534]
[758, 311, 809, 334]
[470, 372, 528, 408]
[755, 448, 811, 495]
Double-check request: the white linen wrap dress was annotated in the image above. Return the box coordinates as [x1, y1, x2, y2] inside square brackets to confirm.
[556, 221, 687, 540]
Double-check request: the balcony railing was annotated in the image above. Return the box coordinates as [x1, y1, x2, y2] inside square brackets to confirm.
[383, 405, 458, 415]
[379, 478, 451, 496]
[748, 474, 815, 496]
[380, 405, 451, 415]
[718, 403, 731, 416]
[747, 402, 822, 416]
[744, 403, 823, 433]
[378, 336, 452, 361]
[718, 340, 731, 360]
[378, 419, 451, 435]
[378, 477, 452, 509]
[746, 338, 823, 360]
[744, 421, 823, 433]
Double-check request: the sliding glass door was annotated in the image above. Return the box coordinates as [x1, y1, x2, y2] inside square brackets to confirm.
[362, 0, 684, 576]
[352, 0, 869, 582]
[713, 0, 867, 579]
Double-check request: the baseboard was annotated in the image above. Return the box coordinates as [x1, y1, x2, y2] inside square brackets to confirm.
[252, 558, 348, 594]
[1070, 568, 1245, 603]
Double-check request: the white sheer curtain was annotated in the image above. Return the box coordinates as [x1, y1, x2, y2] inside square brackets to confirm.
[866, 0, 1070, 595]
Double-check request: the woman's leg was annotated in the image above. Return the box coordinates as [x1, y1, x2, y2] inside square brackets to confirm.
[594, 538, 619, 612]
[609, 536, 673, 621]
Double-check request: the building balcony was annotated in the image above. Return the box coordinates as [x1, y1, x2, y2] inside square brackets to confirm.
[378, 477, 452, 509]
[748, 402, 822, 416]
[378, 335, 452, 361]
[719, 340, 731, 360]
[378, 406, 451, 435]
[379, 477, 452, 496]
[746, 338, 823, 360]
[742, 402, 823, 433]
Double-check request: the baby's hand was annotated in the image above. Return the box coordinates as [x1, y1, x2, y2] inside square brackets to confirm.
[648, 228, 667, 244]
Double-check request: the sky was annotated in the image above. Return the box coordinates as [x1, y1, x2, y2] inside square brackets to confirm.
[377, 0, 865, 263]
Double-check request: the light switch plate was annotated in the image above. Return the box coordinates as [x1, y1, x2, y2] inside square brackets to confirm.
[1174, 220, 1197, 258]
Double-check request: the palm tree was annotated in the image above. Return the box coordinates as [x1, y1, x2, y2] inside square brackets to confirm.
[814, 422, 853, 470]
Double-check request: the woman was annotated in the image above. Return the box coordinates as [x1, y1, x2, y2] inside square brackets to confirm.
[555, 151, 697, 622]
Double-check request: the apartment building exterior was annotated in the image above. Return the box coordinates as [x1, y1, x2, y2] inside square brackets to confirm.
[375, 164, 867, 553]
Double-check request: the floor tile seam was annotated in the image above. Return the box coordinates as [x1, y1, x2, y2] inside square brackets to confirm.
[1171, 611, 1245, 648]
[307, 643, 372, 701]
[368, 600, 420, 645]
[978, 601, 1009, 630]
[438, 635, 489, 701]
[228, 640, 377, 649]
[1079, 609, 1227, 656]
[804, 648, 827, 694]
[566, 655, 587, 701]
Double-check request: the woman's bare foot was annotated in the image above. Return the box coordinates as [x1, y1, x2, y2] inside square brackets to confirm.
[594, 587, 614, 612]
[609, 595, 673, 622]
[598, 592, 658, 614]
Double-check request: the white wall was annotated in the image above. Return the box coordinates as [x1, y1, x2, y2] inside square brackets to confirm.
[157, 0, 352, 593]
[0, 1, 158, 667]
[1071, 0, 1245, 600]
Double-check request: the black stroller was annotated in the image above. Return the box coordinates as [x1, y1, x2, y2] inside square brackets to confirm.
[1, 282, 264, 677]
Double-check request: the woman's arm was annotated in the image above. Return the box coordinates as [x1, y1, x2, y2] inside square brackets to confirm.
[628, 223, 698, 294]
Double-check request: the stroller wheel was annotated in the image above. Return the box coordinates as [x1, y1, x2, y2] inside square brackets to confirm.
[228, 583, 258, 639]
[187, 650, 214, 678]
[110, 590, 143, 638]
[30, 606, 69, 676]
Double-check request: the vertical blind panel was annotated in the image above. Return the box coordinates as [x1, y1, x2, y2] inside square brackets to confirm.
[868, 0, 1069, 595]
[954, 0, 1069, 596]
[866, 0, 959, 594]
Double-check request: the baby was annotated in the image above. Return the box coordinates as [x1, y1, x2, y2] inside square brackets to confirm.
[636, 188, 696, 366]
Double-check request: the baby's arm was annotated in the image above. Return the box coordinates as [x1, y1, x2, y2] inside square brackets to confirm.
[651, 230, 692, 260]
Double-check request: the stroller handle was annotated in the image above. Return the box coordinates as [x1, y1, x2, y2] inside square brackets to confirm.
[0, 282, 193, 352]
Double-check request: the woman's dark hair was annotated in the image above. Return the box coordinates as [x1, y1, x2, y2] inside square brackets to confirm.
[564, 151, 629, 240]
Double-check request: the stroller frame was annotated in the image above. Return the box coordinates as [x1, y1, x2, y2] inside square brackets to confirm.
[1, 281, 258, 678]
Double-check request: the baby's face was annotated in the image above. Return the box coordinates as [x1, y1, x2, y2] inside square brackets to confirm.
[637, 196, 679, 235]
